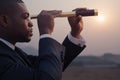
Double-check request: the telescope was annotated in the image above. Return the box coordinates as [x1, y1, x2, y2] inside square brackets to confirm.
[31, 9, 98, 19]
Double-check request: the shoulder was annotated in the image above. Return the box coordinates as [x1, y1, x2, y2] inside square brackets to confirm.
[39, 37, 65, 62]
[39, 37, 65, 51]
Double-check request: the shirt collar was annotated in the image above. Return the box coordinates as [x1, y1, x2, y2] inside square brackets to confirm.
[0, 38, 15, 50]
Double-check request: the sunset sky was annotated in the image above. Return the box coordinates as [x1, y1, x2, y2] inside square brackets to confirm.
[19, 0, 120, 56]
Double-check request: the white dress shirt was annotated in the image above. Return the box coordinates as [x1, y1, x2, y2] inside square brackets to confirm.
[40, 33, 86, 47]
[0, 38, 15, 50]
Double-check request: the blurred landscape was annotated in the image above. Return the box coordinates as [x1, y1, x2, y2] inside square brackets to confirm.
[62, 67, 120, 80]
[70, 53, 120, 67]
[21, 46, 120, 80]
[62, 53, 120, 80]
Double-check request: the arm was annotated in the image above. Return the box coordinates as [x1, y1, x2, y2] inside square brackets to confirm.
[38, 38, 64, 80]
[36, 10, 64, 80]
[62, 8, 87, 71]
[62, 36, 86, 71]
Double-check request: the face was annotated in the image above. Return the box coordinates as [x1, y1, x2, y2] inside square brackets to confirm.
[7, 3, 33, 43]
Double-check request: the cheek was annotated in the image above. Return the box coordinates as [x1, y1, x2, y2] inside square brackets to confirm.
[14, 21, 28, 35]
[18, 20, 28, 30]
[10, 17, 29, 34]
[19, 23, 29, 35]
[8, 18, 29, 38]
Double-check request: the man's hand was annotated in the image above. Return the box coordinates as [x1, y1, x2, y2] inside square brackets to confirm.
[68, 8, 87, 38]
[37, 10, 62, 35]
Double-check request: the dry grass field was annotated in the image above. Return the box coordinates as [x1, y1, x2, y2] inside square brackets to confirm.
[62, 66, 120, 80]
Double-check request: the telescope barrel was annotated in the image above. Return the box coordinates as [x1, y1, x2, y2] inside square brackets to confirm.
[31, 9, 98, 19]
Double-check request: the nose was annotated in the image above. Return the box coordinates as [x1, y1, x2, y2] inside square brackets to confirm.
[28, 20, 33, 27]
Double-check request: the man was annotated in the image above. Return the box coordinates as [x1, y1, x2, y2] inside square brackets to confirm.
[0, 0, 86, 80]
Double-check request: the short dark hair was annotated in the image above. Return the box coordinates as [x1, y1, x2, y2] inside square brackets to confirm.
[0, 0, 24, 15]
[0, 0, 23, 3]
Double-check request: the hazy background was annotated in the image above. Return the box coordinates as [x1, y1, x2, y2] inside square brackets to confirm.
[17, 0, 120, 56]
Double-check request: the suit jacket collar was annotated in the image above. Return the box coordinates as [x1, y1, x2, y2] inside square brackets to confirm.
[0, 38, 15, 50]
[0, 41, 15, 54]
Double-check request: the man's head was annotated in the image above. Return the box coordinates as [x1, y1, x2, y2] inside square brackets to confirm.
[0, 0, 33, 45]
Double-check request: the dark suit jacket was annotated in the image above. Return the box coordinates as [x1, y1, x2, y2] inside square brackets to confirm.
[0, 37, 86, 80]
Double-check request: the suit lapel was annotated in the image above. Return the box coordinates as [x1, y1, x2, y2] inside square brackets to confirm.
[15, 47, 32, 66]
[0, 41, 32, 67]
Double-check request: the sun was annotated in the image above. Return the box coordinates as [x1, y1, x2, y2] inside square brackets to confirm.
[97, 14, 106, 22]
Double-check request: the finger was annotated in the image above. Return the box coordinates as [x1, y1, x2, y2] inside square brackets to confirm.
[45, 10, 62, 18]
[72, 8, 87, 11]
[68, 16, 76, 23]
[74, 15, 82, 24]
[39, 10, 62, 17]
[51, 10, 62, 18]
[78, 16, 83, 29]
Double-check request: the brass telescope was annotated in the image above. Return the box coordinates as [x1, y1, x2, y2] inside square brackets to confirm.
[31, 9, 98, 19]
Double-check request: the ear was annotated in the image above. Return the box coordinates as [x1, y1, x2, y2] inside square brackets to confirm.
[0, 15, 9, 27]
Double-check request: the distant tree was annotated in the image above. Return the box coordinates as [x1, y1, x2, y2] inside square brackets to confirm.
[102, 53, 114, 57]
[117, 64, 120, 68]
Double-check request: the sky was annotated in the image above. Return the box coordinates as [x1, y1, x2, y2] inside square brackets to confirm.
[18, 0, 120, 56]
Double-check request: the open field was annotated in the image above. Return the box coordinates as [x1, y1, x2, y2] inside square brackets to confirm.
[62, 66, 120, 80]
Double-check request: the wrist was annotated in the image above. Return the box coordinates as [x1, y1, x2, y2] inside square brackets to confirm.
[39, 29, 52, 35]
[68, 32, 86, 47]
[71, 31, 81, 39]
[40, 34, 52, 39]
